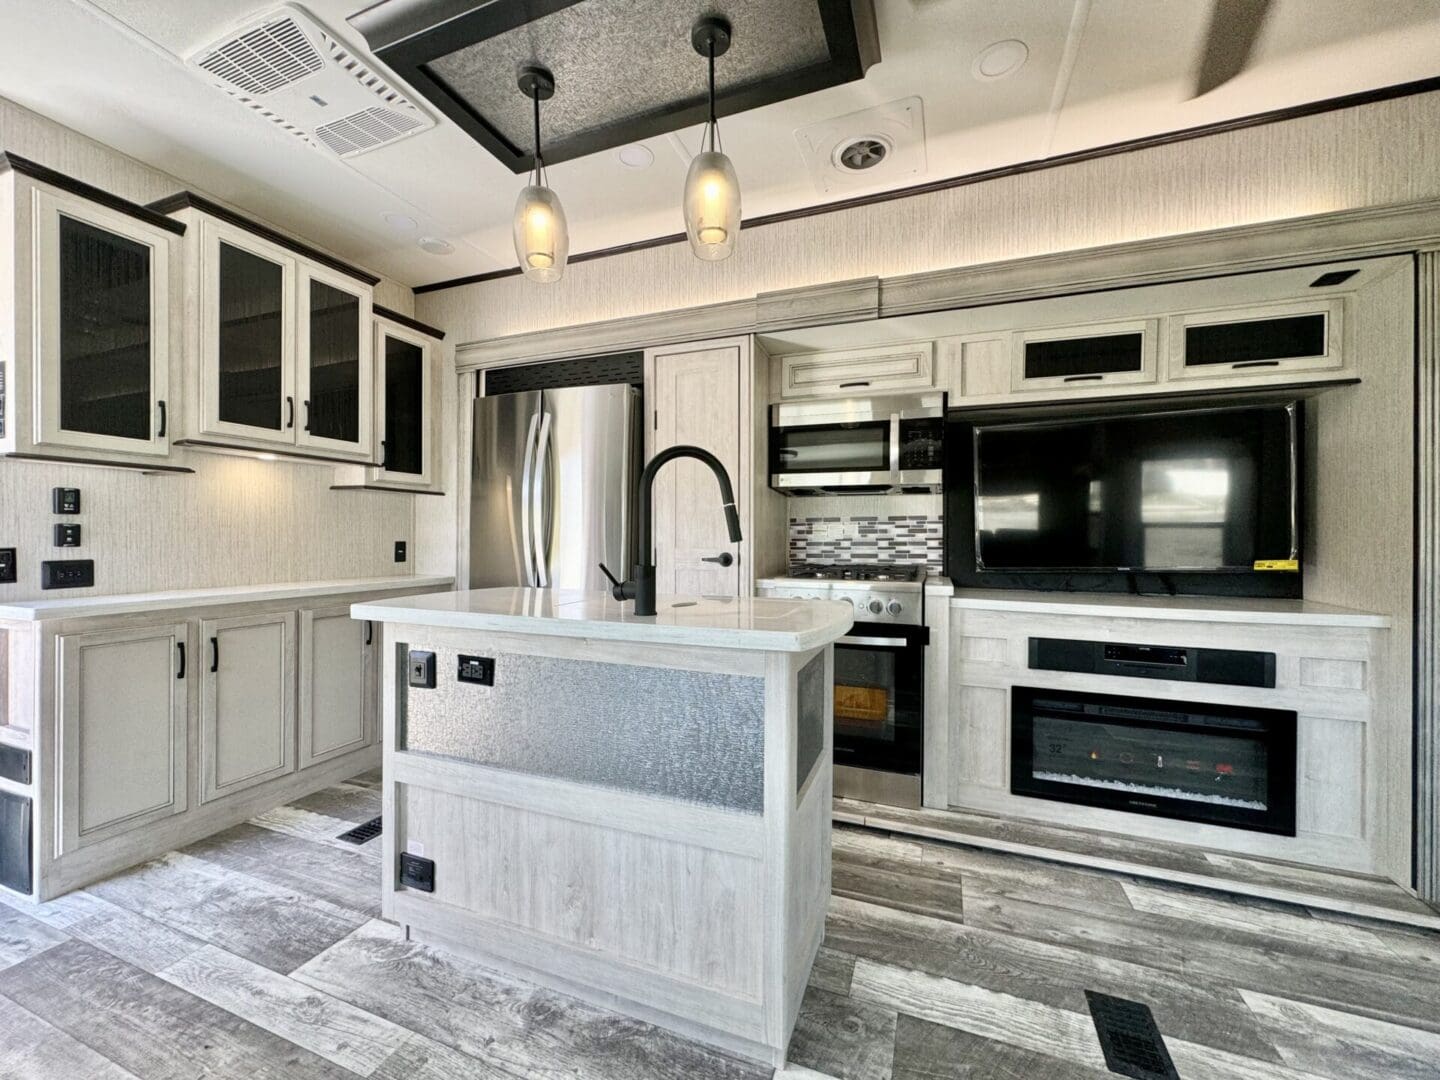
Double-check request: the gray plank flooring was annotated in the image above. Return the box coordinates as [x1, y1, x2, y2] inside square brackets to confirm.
[1, 783, 1438, 1078]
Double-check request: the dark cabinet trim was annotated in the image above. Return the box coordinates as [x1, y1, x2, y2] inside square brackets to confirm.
[3, 452, 193, 474]
[374, 304, 446, 340]
[0, 152, 186, 235]
[147, 191, 381, 287]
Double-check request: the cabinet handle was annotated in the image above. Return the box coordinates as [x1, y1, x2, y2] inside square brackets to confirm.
[1232, 359, 1282, 369]
[210, 636, 219, 673]
[303, 400, 311, 432]
[364, 621, 373, 646]
[157, 400, 167, 438]
[176, 641, 186, 680]
[286, 396, 295, 429]
[838, 380, 871, 389]
[380, 439, 388, 470]
[1062, 374, 1105, 383]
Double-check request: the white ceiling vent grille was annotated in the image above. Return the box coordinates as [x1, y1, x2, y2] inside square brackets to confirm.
[188, 5, 434, 159]
[195, 16, 323, 96]
[794, 97, 926, 196]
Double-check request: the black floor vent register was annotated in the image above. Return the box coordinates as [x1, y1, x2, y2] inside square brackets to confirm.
[337, 816, 383, 844]
[1085, 991, 1179, 1080]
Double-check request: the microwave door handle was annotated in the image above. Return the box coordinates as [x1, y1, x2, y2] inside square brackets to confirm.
[520, 410, 540, 586]
[889, 414, 901, 472]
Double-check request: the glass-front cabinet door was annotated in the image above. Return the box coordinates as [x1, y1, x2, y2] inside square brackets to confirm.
[33, 190, 171, 456]
[296, 264, 372, 461]
[373, 321, 431, 488]
[199, 220, 295, 444]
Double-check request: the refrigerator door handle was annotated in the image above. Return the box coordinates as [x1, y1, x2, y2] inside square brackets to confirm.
[532, 410, 553, 587]
[519, 410, 541, 586]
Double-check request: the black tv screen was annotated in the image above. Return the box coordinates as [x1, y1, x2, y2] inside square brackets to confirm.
[971, 403, 1299, 576]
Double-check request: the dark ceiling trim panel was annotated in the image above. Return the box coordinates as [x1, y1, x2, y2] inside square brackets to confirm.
[374, 303, 446, 340]
[414, 73, 1440, 295]
[0, 152, 187, 235]
[147, 191, 383, 286]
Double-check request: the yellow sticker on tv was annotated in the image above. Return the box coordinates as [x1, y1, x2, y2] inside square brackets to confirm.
[1253, 559, 1300, 571]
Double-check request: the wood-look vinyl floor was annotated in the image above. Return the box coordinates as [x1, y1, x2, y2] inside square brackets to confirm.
[2, 774, 1438, 1079]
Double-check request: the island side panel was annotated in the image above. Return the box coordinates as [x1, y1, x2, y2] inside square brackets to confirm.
[377, 621, 817, 1062]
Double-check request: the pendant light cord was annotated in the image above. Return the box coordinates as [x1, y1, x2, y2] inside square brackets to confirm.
[531, 88, 544, 185]
[706, 40, 718, 154]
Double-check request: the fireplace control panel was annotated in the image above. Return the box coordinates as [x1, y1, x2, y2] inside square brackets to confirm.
[1030, 637, 1275, 688]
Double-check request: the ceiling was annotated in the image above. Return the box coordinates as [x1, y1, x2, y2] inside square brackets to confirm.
[2, 0, 1439, 289]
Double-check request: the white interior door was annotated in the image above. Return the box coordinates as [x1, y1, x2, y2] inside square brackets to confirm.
[648, 343, 742, 597]
[58, 622, 189, 852]
[199, 611, 296, 803]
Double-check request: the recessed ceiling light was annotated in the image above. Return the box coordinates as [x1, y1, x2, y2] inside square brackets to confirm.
[972, 39, 1029, 81]
[418, 237, 454, 255]
[617, 144, 654, 169]
[383, 211, 418, 232]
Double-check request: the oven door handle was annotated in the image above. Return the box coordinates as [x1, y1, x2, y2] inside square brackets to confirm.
[837, 634, 908, 648]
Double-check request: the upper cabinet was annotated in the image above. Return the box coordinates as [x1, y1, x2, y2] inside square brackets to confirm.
[1167, 298, 1343, 382]
[161, 193, 376, 464]
[1, 157, 185, 469]
[777, 342, 934, 400]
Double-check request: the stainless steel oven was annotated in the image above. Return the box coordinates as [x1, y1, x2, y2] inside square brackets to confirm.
[832, 621, 926, 808]
[769, 392, 945, 495]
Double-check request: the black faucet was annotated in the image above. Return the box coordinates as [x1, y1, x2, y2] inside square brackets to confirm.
[599, 445, 742, 617]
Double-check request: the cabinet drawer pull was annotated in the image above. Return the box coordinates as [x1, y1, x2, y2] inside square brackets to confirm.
[838, 380, 871, 389]
[157, 400, 167, 438]
[210, 636, 219, 673]
[286, 396, 295, 429]
[1062, 374, 1105, 383]
[176, 641, 186, 680]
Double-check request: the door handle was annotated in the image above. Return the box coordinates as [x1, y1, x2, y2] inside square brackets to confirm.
[176, 641, 186, 680]
[364, 620, 373, 646]
[210, 636, 219, 673]
[701, 552, 734, 567]
[533, 410, 553, 588]
[519, 411, 540, 586]
[379, 438, 388, 470]
[286, 396, 295, 429]
[303, 400, 311, 432]
[157, 400, 167, 438]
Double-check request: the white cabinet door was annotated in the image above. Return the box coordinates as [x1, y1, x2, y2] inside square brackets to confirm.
[197, 218, 298, 446]
[295, 263, 373, 461]
[32, 189, 173, 457]
[370, 320, 435, 490]
[299, 605, 375, 768]
[1167, 298, 1345, 381]
[57, 622, 189, 853]
[1010, 318, 1159, 393]
[199, 611, 296, 803]
[779, 342, 934, 399]
[647, 342, 743, 597]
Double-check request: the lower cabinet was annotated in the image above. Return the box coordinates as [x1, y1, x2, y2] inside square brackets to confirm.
[299, 605, 376, 768]
[57, 622, 189, 853]
[199, 611, 297, 803]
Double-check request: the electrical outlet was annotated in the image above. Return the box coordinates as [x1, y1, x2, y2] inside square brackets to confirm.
[394, 540, 407, 563]
[0, 548, 15, 585]
[407, 650, 436, 689]
[41, 559, 94, 590]
[457, 655, 495, 685]
[53, 524, 81, 548]
[399, 852, 435, 892]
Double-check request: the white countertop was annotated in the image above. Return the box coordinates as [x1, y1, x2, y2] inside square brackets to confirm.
[0, 576, 454, 623]
[948, 588, 1389, 628]
[352, 588, 855, 652]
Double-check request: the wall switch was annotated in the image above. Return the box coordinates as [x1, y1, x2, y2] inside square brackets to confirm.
[53, 524, 81, 548]
[0, 549, 15, 584]
[51, 488, 80, 514]
[394, 540, 407, 563]
[399, 852, 435, 892]
[407, 650, 436, 689]
[41, 559, 94, 590]
[457, 655, 495, 685]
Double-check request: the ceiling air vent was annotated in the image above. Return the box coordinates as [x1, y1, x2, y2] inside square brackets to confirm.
[188, 5, 434, 159]
[795, 97, 926, 196]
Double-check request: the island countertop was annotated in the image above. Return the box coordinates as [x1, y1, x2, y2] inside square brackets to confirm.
[352, 587, 853, 652]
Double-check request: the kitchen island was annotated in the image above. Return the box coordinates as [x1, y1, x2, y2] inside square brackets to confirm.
[349, 587, 853, 1067]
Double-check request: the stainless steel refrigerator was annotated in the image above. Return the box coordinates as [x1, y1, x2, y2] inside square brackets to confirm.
[470, 384, 641, 592]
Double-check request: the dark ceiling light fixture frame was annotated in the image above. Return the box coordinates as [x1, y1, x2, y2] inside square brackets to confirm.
[351, 0, 880, 174]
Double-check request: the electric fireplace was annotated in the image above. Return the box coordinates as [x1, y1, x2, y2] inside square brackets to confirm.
[1011, 686, 1296, 835]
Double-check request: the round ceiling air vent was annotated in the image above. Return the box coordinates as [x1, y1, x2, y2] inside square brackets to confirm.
[834, 136, 890, 172]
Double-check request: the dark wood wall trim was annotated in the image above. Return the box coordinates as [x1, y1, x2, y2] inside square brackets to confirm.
[374, 304, 446, 340]
[0, 152, 186, 235]
[147, 191, 382, 286]
[414, 74, 1440, 296]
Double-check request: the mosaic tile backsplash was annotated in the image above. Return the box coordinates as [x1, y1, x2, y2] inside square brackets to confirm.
[788, 510, 944, 571]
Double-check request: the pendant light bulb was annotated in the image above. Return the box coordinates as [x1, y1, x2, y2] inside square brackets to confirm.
[512, 66, 568, 283]
[684, 18, 740, 262]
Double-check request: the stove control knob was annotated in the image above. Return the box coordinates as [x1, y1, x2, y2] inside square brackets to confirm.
[866, 599, 884, 615]
[886, 600, 903, 616]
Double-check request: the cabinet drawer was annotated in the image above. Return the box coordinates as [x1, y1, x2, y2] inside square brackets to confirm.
[1010, 319, 1158, 393]
[780, 343, 934, 399]
[1168, 299, 1344, 380]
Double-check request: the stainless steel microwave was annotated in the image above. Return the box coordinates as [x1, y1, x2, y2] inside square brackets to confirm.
[769, 392, 946, 495]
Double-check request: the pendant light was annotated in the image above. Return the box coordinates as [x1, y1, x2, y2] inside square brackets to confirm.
[684, 17, 741, 261]
[513, 66, 568, 283]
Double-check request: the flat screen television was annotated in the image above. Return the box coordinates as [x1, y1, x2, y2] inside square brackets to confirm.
[946, 402, 1302, 598]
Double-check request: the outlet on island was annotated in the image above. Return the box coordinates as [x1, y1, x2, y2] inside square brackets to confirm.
[394, 540, 407, 563]
[0, 548, 15, 584]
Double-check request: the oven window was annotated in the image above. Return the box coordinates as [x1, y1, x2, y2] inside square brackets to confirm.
[773, 422, 889, 473]
[834, 647, 897, 741]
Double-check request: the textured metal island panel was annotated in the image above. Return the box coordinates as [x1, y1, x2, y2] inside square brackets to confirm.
[796, 651, 826, 792]
[400, 645, 766, 813]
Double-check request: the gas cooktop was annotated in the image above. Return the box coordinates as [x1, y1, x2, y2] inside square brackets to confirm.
[785, 563, 925, 583]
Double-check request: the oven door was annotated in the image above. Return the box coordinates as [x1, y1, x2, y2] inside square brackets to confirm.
[832, 623, 927, 784]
